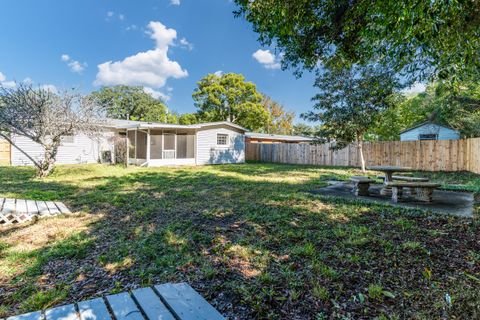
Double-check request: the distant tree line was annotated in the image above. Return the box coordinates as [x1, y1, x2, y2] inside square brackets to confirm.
[90, 72, 299, 134]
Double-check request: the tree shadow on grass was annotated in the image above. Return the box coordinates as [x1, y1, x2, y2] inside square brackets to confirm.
[0, 164, 479, 319]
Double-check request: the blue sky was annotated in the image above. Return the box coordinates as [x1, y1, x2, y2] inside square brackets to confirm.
[0, 0, 320, 123]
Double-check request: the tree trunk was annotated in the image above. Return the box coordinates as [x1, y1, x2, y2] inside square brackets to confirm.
[358, 136, 366, 172]
[37, 143, 60, 177]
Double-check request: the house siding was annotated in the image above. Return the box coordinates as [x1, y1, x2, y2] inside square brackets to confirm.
[400, 124, 460, 141]
[196, 125, 245, 165]
[11, 132, 113, 166]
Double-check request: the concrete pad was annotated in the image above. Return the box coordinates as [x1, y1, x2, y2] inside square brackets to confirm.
[311, 182, 474, 218]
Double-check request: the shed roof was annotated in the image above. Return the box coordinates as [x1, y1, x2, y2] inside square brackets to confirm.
[245, 132, 314, 142]
[399, 121, 458, 135]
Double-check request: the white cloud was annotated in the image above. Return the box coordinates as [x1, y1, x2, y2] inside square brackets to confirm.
[107, 11, 114, 17]
[119, 14, 125, 21]
[61, 54, 86, 74]
[213, 70, 224, 77]
[0, 71, 16, 88]
[40, 84, 58, 93]
[126, 24, 138, 31]
[170, 0, 180, 5]
[143, 87, 170, 101]
[94, 21, 188, 89]
[69, 60, 86, 73]
[23, 77, 33, 84]
[0, 72, 57, 92]
[179, 37, 193, 51]
[252, 49, 281, 70]
[402, 82, 427, 94]
[1, 81, 16, 89]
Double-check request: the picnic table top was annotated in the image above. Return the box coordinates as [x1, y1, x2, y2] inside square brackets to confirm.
[3, 283, 224, 320]
[367, 166, 413, 172]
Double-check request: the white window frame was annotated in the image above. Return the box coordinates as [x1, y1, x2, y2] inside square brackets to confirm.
[60, 134, 75, 145]
[216, 133, 229, 147]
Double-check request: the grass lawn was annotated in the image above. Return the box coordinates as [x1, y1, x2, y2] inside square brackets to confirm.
[0, 163, 479, 319]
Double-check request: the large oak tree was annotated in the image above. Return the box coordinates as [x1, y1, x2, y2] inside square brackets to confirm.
[90, 85, 177, 123]
[234, 0, 480, 84]
[192, 73, 270, 131]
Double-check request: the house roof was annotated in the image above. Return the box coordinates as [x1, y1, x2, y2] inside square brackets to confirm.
[399, 121, 458, 135]
[104, 119, 249, 132]
[245, 132, 314, 142]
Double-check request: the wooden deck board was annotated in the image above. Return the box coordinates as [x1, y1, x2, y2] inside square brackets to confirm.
[36, 201, 50, 216]
[77, 298, 111, 320]
[26, 200, 39, 215]
[45, 304, 78, 320]
[55, 202, 71, 214]
[2, 198, 15, 214]
[132, 287, 175, 320]
[16, 199, 27, 214]
[155, 283, 225, 320]
[45, 201, 60, 215]
[106, 292, 143, 320]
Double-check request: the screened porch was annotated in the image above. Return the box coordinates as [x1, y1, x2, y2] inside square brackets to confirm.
[126, 129, 196, 166]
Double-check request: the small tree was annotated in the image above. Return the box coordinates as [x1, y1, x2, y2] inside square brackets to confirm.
[192, 73, 270, 131]
[302, 65, 400, 172]
[261, 95, 295, 134]
[0, 84, 104, 177]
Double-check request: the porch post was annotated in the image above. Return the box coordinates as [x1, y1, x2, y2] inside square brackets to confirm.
[146, 129, 151, 166]
[126, 129, 129, 167]
[134, 129, 138, 164]
[174, 129, 177, 159]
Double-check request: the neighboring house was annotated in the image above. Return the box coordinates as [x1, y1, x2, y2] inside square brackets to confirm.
[245, 132, 314, 144]
[9, 119, 247, 167]
[400, 122, 460, 141]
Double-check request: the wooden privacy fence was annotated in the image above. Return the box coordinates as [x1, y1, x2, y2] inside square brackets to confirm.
[246, 138, 480, 174]
[0, 139, 10, 164]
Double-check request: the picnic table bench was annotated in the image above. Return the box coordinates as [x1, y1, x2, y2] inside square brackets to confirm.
[350, 176, 373, 196]
[386, 182, 441, 203]
[3, 283, 224, 320]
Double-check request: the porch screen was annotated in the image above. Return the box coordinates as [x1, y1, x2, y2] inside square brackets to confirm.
[150, 130, 162, 159]
[127, 131, 135, 158]
[177, 134, 195, 159]
[163, 133, 176, 159]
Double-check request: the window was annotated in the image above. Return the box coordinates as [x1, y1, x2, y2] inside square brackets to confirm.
[419, 134, 438, 140]
[217, 133, 228, 146]
[60, 135, 75, 144]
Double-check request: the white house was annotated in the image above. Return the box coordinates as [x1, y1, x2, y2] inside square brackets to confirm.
[10, 119, 248, 167]
[400, 121, 460, 141]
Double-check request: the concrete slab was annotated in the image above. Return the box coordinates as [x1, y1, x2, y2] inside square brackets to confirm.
[311, 182, 474, 218]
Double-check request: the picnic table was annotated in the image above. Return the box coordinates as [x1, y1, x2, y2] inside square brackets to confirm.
[366, 166, 414, 195]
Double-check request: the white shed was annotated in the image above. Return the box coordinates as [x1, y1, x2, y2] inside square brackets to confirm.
[400, 122, 460, 141]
